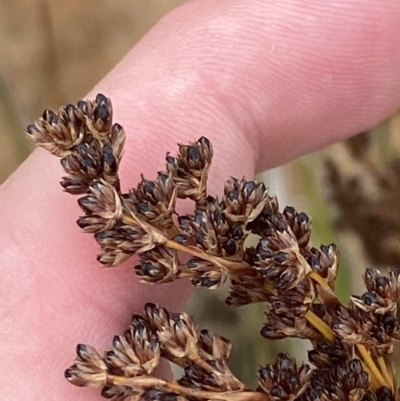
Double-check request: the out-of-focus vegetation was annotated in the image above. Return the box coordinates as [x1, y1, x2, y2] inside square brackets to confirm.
[0, 0, 185, 183]
[1, 0, 399, 386]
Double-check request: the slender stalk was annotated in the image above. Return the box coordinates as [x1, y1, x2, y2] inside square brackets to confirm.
[356, 344, 388, 388]
[307, 272, 392, 390]
[306, 309, 390, 389]
[165, 239, 251, 273]
[304, 310, 335, 343]
[390, 357, 398, 401]
[377, 356, 393, 390]
[309, 271, 332, 290]
[122, 212, 253, 273]
[363, 363, 380, 391]
[110, 375, 268, 401]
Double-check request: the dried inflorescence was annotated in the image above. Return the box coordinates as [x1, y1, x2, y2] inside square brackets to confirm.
[27, 95, 400, 401]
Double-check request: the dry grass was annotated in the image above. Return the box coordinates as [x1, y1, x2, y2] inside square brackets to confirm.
[0, 0, 185, 184]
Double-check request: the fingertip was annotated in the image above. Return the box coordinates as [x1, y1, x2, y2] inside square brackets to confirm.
[92, 0, 400, 172]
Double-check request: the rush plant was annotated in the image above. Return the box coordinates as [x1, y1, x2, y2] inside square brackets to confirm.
[27, 94, 400, 401]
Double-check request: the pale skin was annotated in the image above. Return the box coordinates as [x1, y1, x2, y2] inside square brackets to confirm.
[1, 0, 400, 399]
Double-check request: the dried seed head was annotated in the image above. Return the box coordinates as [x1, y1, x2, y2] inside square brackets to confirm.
[177, 136, 213, 172]
[306, 244, 340, 289]
[166, 137, 213, 208]
[27, 94, 124, 197]
[178, 210, 219, 254]
[332, 306, 400, 357]
[262, 312, 320, 340]
[197, 329, 231, 362]
[332, 306, 369, 345]
[186, 258, 227, 289]
[282, 207, 312, 249]
[223, 177, 270, 224]
[270, 278, 315, 319]
[245, 196, 280, 236]
[308, 338, 349, 369]
[95, 224, 148, 267]
[256, 231, 312, 290]
[135, 247, 180, 283]
[60, 140, 103, 194]
[364, 269, 400, 303]
[78, 180, 123, 232]
[105, 315, 160, 377]
[65, 344, 107, 387]
[226, 270, 270, 306]
[144, 303, 171, 332]
[101, 385, 141, 400]
[179, 360, 244, 392]
[350, 291, 394, 315]
[258, 353, 312, 401]
[109, 123, 126, 161]
[27, 104, 86, 157]
[28, 96, 400, 401]
[127, 172, 177, 229]
[92, 93, 113, 133]
[324, 359, 369, 401]
[157, 312, 198, 360]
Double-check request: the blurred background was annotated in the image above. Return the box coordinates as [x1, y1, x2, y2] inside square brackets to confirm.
[1, 0, 400, 387]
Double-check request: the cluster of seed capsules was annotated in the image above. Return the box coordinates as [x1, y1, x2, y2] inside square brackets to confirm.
[27, 95, 400, 401]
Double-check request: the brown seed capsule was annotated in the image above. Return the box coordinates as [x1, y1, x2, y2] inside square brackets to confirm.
[65, 344, 107, 387]
[157, 312, 198, 360]
[105, 316, 160, 377]
[258, 353, 311, 401]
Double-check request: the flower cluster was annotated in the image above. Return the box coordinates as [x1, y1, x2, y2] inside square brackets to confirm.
[27, 95, 400, 401]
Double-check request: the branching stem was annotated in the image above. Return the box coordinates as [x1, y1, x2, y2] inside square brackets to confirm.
[110, 376, 268, 401]
[306, 274, 391, 390]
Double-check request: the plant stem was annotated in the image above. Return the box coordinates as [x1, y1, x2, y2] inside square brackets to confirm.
[306, 310, 390, 389]
[123, 209, 393, 391]
[309, 271, 331, 290]
[307, 272, 392, 390]
[356, 344, 388, 388]
[304, 310, 335, 343]
[122, 211, 253, 274]
[390, 357, 398, 401]
[165, 240, 252, 273]
[363, 363, 380, 391]
[377, 356, 393, 390]
[110, 375, 268, 401]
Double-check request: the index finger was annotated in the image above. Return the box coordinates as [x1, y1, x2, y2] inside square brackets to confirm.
[1, 1, 400, 400]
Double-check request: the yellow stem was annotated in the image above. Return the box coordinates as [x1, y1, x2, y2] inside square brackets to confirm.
[122, 213, 139, 225]
[356, 344, 388, 388]
[363, 363, 380, 392]
[263, 279, 277, 295]
[304, 310, 336, 343]
[307, 271, 392, 390]
[306, 309, 390, 389]
[390, 356, 398, 401]
[377, 356, 393, 390]
[309, 271, 331, 290]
